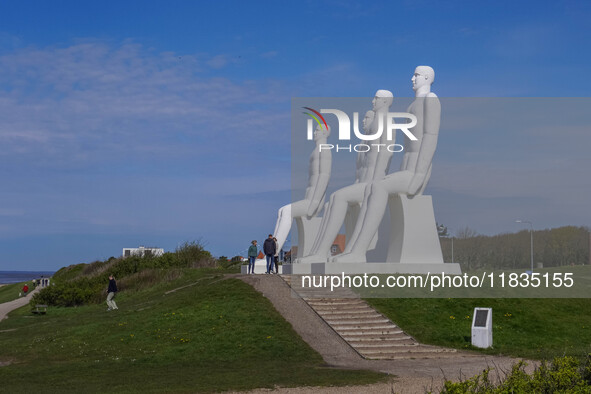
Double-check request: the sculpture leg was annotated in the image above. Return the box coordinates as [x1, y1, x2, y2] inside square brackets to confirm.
[274, 200, 308, 253]
[298, 184, 364, 264]
[334, 172, 413, 263]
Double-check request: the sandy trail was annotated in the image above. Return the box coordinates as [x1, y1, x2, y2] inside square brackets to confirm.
[0, 287, 40, 322]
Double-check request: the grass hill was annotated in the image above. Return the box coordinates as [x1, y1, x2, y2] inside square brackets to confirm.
[0, 282, 28, 304]
[0, 245, 384, 393]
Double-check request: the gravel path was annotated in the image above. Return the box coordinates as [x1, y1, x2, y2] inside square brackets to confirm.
[237, 274, 537, 393]
[0, 287, 40, 322]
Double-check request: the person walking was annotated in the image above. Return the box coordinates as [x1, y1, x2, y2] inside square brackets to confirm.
[263, 234, 276, 274]
[247, 240, 258, 274]
[273, 237, 279, 274]
[106, 274, 119, 311]
[22, 284, 29, 297]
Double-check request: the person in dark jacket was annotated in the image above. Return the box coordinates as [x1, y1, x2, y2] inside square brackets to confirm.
[273, 237, 279, 274]
[247, 240, 258, 274]
[263, 234, 276, 274]
[106, 274, 119, 311]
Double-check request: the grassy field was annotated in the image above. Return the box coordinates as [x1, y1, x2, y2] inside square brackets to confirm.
[366, 297, 591, 360]
[0, 282, 27, 304]
[361, 265, 591, 360]
[0, 269, 385, 393]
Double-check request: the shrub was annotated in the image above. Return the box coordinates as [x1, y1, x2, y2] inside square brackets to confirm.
[31, 280, 100, 307]
[175, 241, 215, 268]
[31, 240, 217, 307]
[441, 356, 591, 393]
[117, 268, 183, 292]
[52, 264, 86, 282]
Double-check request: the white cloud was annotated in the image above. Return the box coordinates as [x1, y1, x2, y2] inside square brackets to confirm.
[0, 40, 290, 167]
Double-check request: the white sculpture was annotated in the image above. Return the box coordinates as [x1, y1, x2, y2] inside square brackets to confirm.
[333, 66, 440, 263]
[272, 123, 332, 255]
[297, 90, 394, 264]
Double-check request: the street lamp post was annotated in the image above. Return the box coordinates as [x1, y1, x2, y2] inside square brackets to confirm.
[437, 224, 454, 264]
[515, 220, 534, 272]
[451, 235, 454, 264]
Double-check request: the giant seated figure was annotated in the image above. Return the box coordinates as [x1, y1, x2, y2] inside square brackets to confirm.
[297, 90, 394, 264]
[333, 66, 443, 266]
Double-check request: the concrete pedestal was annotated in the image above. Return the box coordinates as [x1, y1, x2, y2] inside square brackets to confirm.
[284, 194, 461, 275]
[282, 261, 461, 275]
[294, 216, 322, 258]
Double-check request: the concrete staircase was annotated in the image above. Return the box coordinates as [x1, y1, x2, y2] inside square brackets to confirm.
[282, 275, 458, 360]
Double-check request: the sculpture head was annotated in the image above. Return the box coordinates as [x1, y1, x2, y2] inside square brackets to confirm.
[372, 89, 393, 112]
[362, 110, 375, 133]
[313, 123, 331, 141]
[412, 66, 435, 91]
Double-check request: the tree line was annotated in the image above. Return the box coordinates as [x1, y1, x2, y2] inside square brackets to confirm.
[439, 226, 590, 271]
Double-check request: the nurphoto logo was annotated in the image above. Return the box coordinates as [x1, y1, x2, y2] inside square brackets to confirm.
[303, 106, 418, 153]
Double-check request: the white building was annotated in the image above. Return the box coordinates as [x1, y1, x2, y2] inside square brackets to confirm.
[122, 246, 165, 258]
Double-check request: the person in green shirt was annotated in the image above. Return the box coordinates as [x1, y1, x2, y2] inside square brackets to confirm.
[247, 240, 258, 274]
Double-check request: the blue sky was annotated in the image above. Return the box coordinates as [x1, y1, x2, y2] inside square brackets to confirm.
[0, 1, 590, 270]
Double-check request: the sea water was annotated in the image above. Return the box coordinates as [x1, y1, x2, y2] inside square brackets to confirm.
[0, 271, 55, 285]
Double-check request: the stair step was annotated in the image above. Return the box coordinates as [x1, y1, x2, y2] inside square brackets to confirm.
[365, 351, 460, 360]
[349, 340, 417, 347]
[333, 324, 399, 331]
[361, 345, 456, 354]
[348, 339, 415, 347]
[335, 330, 405, 337]
[315, 309, 379, 315]
[343, 333, 411, 341]
[305, 299, 365, 305]
[320, 314, 383, 320]
[325, 318, 390, 325]
[308, 303, 369, 311]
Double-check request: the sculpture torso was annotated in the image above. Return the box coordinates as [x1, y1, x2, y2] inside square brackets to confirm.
[401, 97, 425, 171]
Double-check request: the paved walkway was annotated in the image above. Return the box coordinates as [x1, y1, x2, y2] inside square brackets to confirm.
[238, 274, 537, 393]
[0, 287, 40, 322]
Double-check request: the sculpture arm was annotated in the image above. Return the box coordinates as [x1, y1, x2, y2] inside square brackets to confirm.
[408, 95, 441, 195]
[307, 150, 332, 217]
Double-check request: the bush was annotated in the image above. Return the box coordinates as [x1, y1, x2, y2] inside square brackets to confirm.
[175, 241, 215, 268]
[441, 356, 591, 393]
[118, 268, 183, 292]
[52, 264, 86, 282]
[31, 280, 100, 307]
[31, 240, 217, 307]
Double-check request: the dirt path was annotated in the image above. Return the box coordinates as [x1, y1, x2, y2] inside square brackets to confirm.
[0, 287, 40, 322]
[237, 274, 537, 393]
[228, 379, 442, 394]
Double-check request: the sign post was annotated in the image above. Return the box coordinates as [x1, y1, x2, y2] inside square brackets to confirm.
[471, 307, 493, 348]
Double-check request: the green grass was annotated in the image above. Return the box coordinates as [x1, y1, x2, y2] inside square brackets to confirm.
[360, 265, 591, 360]
[0, 269, 385, 393]
[0, 282, 27, 304]
[366, 297, 591, 360]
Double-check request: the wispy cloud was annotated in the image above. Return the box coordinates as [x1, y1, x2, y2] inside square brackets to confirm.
[0, 40, 290, 168]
